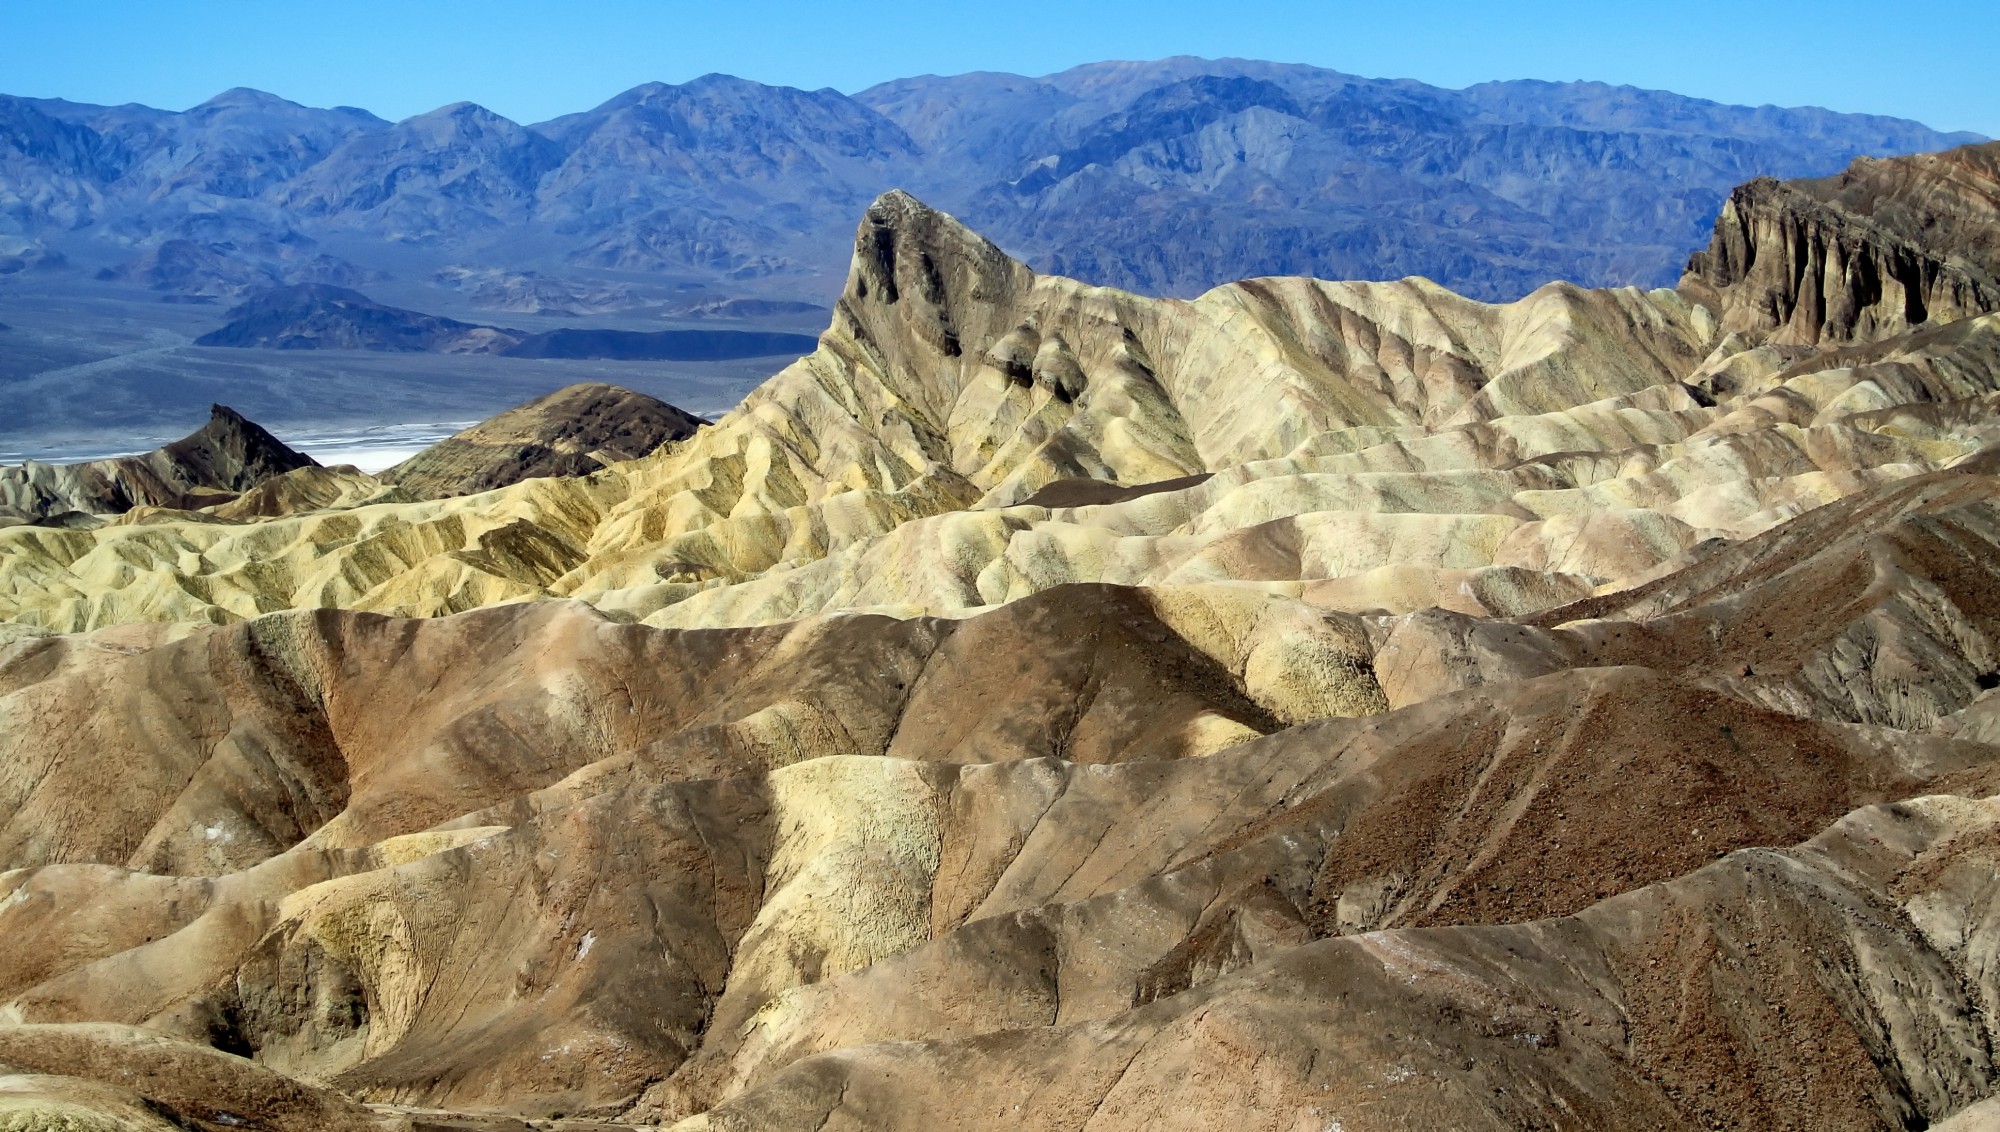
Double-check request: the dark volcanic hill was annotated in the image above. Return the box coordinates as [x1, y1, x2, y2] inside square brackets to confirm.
[193, 284, 821, 361]
[0, 59, 1983, 310]
[381, 382, 706, 498]
[193, 284, 519, 352]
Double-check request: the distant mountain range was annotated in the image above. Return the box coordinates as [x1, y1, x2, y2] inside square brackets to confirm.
[0, 58, 1984, 307]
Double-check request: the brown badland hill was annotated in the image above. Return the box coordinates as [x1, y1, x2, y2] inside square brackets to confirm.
[4, 144, 2000, 1130]
[381, 382, 706, 499]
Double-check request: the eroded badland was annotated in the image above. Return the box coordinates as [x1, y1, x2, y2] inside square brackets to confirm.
[3, 143, 2000, 1131]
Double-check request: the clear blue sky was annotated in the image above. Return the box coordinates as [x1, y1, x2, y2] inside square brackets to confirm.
[4, 0, 1993, 137]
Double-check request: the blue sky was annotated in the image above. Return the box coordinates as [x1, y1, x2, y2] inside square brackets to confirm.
[4, 0, 1993, 136]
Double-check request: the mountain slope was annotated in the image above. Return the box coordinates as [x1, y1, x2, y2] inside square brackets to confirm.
[859, 58, 1984, 298]
[279, 101, 564, 242]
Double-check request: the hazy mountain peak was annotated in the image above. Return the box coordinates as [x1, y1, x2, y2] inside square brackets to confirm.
[399, 100, 525, 131]
[277, 98, 560, 225]
[417, 100, 491, 118]
[580, 80, 671, 111]
[684, 71, 773, 91]
[188, 86, 304, 113]
[557, 77, 768, 121]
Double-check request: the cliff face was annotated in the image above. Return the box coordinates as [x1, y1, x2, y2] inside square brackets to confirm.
[1683, 142, 2000, 344]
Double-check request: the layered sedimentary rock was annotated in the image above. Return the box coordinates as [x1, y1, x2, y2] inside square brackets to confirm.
[1683, 140, 2000, 344]
[5, 151, 2000, 1130]
[6, 169, 2000, 636]
[0, 191, 1744, 630]
[0, 405, 316, 523]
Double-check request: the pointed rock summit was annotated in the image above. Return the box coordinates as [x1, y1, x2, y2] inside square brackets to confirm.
[164, 403, 318, 489]
[838, 189, 1035, 370]
[0, 404, 315, 521]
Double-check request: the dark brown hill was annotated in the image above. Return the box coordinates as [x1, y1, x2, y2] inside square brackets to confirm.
[192, 284, 519, 352]
[380, 383, 706, 499]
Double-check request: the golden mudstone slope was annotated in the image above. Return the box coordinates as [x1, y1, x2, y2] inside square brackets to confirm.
[8, 171, 2000, 636]
[0, 190, 1717, 633]
[4, 514, 2000, 1126]
[7, 147, 2000, 1130]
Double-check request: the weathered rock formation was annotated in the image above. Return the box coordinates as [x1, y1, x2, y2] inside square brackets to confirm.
[1683, 140, 2000, 344]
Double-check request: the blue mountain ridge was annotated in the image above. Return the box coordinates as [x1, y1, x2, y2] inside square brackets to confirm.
[0, 57, 1983, 304]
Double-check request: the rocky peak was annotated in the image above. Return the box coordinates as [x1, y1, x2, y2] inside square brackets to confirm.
[398, 100, 534, 138]
[162, 403, 318, 491]
[187, 87, 297, 113]
[0, 403, 315, 520]
[538, 76, 918, 164]
[839, 189, 1030, 356]
[278, 102, 561, 219]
